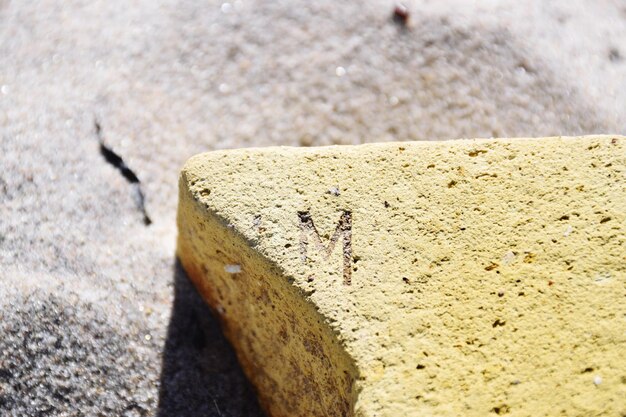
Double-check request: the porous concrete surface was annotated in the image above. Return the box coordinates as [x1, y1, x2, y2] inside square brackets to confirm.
[0, 0, 624, 415]
[178, 136, 625, 417]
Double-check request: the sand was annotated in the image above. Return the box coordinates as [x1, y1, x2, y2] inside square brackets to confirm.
[0, 0, 624, 415]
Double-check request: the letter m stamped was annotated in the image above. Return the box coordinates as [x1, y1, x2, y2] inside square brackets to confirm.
[298, 210, 353, 285]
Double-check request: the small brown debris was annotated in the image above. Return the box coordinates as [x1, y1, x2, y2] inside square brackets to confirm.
[492, 404, 511, 415]
[485, 263, 499, 271]
[392, 3, 410, 26]
[492, 319, 506, 328]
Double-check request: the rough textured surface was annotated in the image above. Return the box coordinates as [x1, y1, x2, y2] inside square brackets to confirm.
[1, 0, 625, 415]
[0, 292, 157, 415]
[178, 136, 625, 417]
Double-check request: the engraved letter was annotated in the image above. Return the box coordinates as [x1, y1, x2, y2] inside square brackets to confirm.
[298, 210, 352, 285]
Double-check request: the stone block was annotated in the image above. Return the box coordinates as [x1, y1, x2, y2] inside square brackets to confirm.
[177, 135, 625, 417]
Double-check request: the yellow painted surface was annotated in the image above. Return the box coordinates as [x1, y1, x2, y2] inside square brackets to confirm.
[177, 135, 626, 417]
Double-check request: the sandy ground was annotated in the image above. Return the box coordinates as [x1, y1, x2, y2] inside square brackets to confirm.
[0, 0, 624, 415]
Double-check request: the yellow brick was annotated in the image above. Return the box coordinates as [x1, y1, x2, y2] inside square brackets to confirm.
[177, 135, 626, 417]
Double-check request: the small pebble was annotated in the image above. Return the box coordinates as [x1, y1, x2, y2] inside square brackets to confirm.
[502, 251, 516, 265]
[393, 3, 410, 26]
[593, 375, 602, 386]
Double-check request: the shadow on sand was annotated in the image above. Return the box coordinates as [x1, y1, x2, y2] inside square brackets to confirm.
[157, 260, 266, 417]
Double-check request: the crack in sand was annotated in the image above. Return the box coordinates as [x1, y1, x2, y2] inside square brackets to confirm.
[94, 118, 152, 226]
